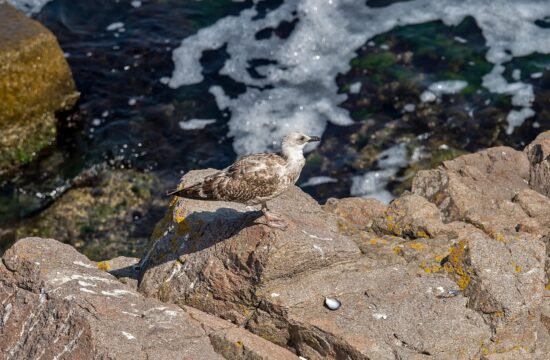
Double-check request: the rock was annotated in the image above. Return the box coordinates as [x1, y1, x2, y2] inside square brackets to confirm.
[0, 237, 297, 359]
[372, 193, 445, 239]
[139, 169, 361, 324]
[323, 197, 387, 230]
[136, 133, 550, 359]
[15, 169, 165, 260]
[184, 306, 299, 360]
[525, 131, 550, 197]
[412, 145, 545, 237]
[252, 259, 490, 359]
[0, 3, 78, 175]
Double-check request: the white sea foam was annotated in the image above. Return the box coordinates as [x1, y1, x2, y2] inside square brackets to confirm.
[106, 22, 125, 32]
[428, 80, 468, 96]
[169, 0, 550, 155]
[178, 118, 217, 130]
[350, 143, 408, 204]
[6, 0, 52, 14]
[349, 82, 362, 94]
[300, 176, 337, 187]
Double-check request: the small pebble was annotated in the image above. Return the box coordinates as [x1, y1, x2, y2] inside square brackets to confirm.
[324, 297, 341, 310]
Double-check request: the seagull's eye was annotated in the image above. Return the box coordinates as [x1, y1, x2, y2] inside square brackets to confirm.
[300, 136, 306, 141]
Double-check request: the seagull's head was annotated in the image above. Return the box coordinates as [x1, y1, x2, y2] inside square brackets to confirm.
[281, 132, 321, 156]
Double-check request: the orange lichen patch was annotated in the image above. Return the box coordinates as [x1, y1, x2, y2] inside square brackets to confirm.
[369, 238, 378, 245]
[416, 230, 430, 238]
[493, 310, 504, 318]
[487, 228, 505, 242]
[419, 261, 443, 273]
[392, 246, 402, 255]
[444, 239, 471, 290]
[513, 263, 522, 273]
[97, 261, 110, 271]
[408, 242, 425, 251]
[434, 255, 445, 262]
[174, 206, 188, 224]
[494, 233, 505, 242]
[235, 340, 243, 347]
[545, 283, 550, 291]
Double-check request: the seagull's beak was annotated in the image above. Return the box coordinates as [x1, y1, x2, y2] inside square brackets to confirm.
[307, 136, 321, 143]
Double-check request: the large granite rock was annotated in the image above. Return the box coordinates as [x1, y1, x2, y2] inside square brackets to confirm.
[0, 237, 298, 360]
[4, 133, 550, 359]
[0, 3, 78, 175]
[137, 133, 550, 359]
[139, 169, 361, 324]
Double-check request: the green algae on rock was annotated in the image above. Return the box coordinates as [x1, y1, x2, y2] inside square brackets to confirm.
[15, 169, 164, 260]
[0, 3, 79, 175]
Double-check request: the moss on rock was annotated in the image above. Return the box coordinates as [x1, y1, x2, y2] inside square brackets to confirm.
[0, 3, 79, 175]
[15, 169, 164, 260]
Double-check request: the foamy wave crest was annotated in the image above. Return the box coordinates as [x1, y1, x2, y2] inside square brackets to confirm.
[169, 0, 550, 155]
[6, 0, 52, 14]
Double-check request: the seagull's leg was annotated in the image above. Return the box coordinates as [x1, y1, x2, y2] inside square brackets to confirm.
[260, 201, 287, 230]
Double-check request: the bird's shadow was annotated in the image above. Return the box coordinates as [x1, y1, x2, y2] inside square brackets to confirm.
[112, 207, 265, 283]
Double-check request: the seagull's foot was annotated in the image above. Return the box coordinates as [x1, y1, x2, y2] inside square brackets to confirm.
[261, 211, 288, 231]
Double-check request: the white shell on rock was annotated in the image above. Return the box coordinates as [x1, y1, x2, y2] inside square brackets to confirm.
[324, 297, 341, 310]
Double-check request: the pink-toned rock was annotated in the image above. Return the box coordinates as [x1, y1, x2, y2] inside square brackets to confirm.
[525, 131, 550, 197]
[139, 169, 361, 323]
[0, 237, 296, 360]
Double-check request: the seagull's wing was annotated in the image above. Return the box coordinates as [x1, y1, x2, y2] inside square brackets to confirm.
[169, 154, 286, 202]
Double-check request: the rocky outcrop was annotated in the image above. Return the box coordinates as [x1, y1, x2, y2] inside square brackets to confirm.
[3, 133, 550, 359]
[0, 237, 298, 360]
[0, 3, 78, 175]
[137, 132, 550, 359]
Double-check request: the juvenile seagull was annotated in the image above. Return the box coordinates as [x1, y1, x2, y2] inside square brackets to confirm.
[167, 132, 320, 229]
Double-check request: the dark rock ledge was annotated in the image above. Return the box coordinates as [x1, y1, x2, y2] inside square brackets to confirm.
[3, 132, 550, 359]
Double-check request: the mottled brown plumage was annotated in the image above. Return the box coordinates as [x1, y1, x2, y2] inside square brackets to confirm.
[167, 132, 321, 229]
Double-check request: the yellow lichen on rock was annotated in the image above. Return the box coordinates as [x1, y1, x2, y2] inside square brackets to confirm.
[97, 261, 111, 271]
[444, 239, 471, 290]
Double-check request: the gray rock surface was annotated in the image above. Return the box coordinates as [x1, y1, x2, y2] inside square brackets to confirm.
[0, 237, 297, 360]
[4, 132, 550, 359]
[138, 133, 550, 359]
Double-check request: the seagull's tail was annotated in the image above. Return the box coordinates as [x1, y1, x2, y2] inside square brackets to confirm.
[165, 183, 206, 199]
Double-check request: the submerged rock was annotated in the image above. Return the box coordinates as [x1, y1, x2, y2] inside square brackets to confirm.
[15, 169, 164, 260]
[0, 3, 78, 175]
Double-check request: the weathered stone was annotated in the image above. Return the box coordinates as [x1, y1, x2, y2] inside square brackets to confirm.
[252, 259, 490, 359]
[0, 237, 222, 359]
[0, 237, 298, 359]
[184, 306, 299, 360]
[412, 146, 544, 237]
[0, 3, 79, 174]
[139, 169, 361, 324]
[372, 193, 445, 239]
[525, 131, 550, 197]
[323, 197, 387, 230]
[15, 169, 164, 260]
